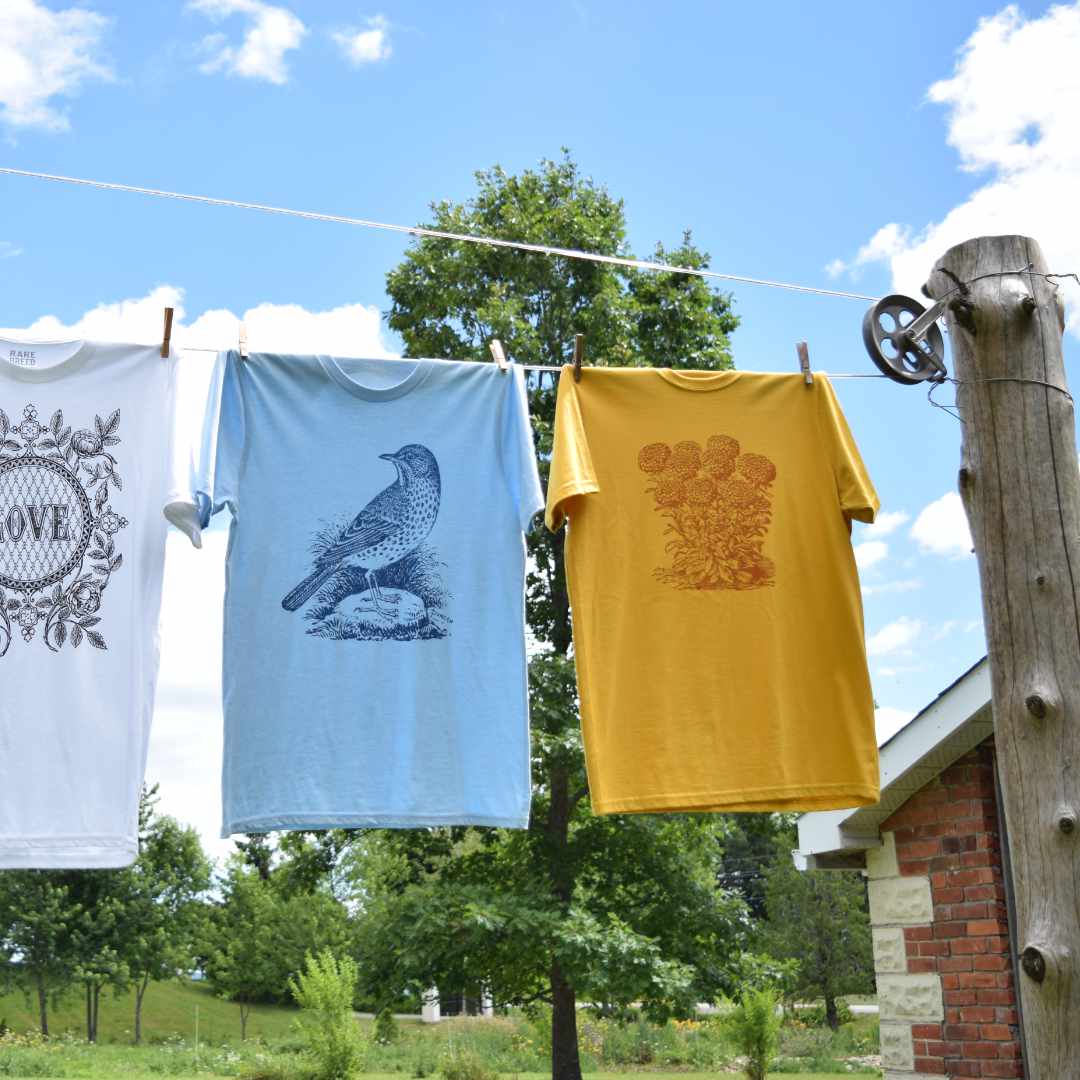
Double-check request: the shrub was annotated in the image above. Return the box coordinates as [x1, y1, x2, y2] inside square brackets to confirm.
[799, 999, 855, 1027]
[778, 1022, 833, 1059]
[727, 988, 781, 1080]
[373, 1008, 398, 1045]
[288, 950, 366, 1080]
[437, 1046, 498, 1080]
[411, 1050, 438, 1078]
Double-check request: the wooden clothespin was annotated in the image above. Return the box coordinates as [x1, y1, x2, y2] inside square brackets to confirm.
[572, 334, 584, 382]
[796, 341, 813, 386]
[238, 322, 249, 360]
[488, 339, 508, 372]
[160, 307, 174, 359]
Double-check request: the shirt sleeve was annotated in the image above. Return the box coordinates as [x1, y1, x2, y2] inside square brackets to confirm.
[544, 367, 599, 532]
[163, 351, 245, 544]
[815, 374, 879, 525]
[499, 366, 545, 533]
[163, 346, 215, 547]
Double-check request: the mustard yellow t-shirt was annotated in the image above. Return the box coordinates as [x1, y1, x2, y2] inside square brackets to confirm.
[546, 368, 880, 814]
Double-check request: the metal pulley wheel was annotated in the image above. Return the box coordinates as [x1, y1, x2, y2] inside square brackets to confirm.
[862, 294, 947, 385]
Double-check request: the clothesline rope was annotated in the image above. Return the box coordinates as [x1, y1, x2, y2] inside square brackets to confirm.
[0, 166, 879, 302]
[174, 342, 888, 377]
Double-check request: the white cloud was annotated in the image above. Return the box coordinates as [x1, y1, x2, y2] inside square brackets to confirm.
[2, 284, 395, 359]
[875, 706, 916, 744]
[826, 224, 915, 281]
[910, 491, 973, 557]
[862, 578, 923, 596]
[867, 615, 924, 657]
[0, 0, 112, 131]
[964, 618, 983, 634]
[932, 620, 958, 641]
[859, 509, 909, 540]
[0, 242, 23, 259]
[854, 540, 888, 569]
[333, 15, 392, 65]
[190, 0, 306, 85]
[876, 664, 927, 677]
[6, 284, 186, 342]
[829, 2, 1080, 336]
[185, 299, 397, 357]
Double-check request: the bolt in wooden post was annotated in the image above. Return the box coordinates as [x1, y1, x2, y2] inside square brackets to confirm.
[926, 235, 1080, 1077]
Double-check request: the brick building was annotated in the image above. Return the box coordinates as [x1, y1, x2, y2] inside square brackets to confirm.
[795, 659, 1026, 1079]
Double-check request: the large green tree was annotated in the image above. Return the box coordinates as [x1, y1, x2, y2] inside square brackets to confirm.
[0, 872, 82, 1035]
[121, 792, 212, 1043]
[201, 857, 353, 1038]
[354, 154, 745, 1080]
[717, 813, 797, 919]
[67, 870, 129, 1042]
[763, 835, 874, 1029]
[201, 861, 279, 1040]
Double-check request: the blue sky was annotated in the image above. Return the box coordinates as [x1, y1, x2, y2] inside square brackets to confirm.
[3, 0, 1079, 854]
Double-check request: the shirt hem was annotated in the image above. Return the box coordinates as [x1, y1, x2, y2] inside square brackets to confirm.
[591, 782, 880, 815]
[0, 837, 137, 869]
[223, 811, 530, 834]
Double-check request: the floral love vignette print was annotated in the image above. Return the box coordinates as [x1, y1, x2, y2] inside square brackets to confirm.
[0, 405, 126, 656]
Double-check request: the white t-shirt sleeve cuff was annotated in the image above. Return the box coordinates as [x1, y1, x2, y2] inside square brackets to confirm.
[163, 496, 206, 549]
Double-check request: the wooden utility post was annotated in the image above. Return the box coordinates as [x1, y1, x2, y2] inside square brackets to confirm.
[926, 235, 1080, 1078]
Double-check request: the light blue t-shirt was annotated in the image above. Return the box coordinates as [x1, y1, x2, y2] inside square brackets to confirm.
[195, 353, 543, 833]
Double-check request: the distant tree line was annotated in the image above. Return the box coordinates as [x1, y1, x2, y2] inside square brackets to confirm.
[0, 787, 209, 1041]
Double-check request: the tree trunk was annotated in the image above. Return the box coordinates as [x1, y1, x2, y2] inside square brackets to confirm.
[92, 984, 101, 1044]
[550, 958, 583, 1080]
[548, 530, 573, 655]
[546, 400, 582, 1080]
[239, 1002, 249, 1041]
[134, 973, 149, 1045]
[547, 762, 583, 1080]
[824, 993, 838, 1031]
[85, 984, 93, 1043]
[926, 234, 1080, 1077]
[35, 973, 48, 1037]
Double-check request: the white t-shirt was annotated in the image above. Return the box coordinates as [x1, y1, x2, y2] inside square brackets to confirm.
[0, 338, 177, 867]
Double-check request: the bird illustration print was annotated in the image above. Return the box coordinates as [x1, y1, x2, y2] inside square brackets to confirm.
[282, 445, 444, 638]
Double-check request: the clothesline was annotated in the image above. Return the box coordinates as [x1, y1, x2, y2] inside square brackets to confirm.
[174, 342, 888, 377]
[0, 166, 878, 302]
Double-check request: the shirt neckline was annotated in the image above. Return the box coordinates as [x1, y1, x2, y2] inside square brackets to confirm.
[0, 337, 92, 383]
[318, 355, 432, 401]
[658, 369, 741, 392]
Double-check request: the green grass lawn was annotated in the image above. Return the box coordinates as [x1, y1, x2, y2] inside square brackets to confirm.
[0, 980, 878, 1077]
[0, 977, 300, 1044]
[0, 1069, 859, 1080]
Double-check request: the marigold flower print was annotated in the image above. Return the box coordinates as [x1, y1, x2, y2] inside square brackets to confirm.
[638, 435, 777, 590]
[637, 442, 671, 473]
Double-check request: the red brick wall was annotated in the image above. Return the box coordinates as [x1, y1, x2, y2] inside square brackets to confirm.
[880, 740, 1024, 1079]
